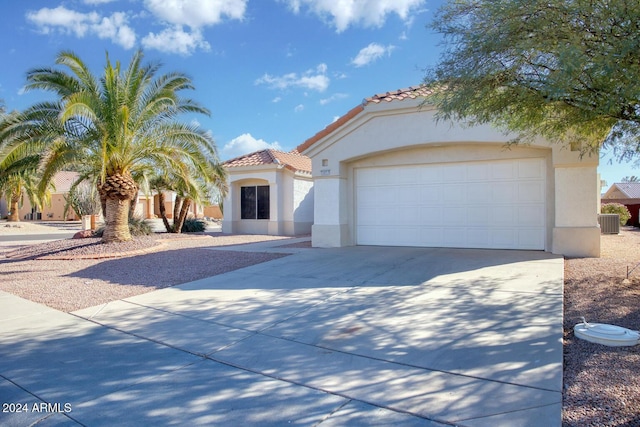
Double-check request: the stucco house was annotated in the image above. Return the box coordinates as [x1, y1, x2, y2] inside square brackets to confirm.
[0, 171, 80, 221]
[222, 149, 314, 236]
[297, 86, 601, 257]
[602, 182, 640, 226]
[0, 170, 212, 223]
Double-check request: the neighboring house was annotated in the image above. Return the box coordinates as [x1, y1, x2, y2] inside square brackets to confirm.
[297, 86, 601, 257]
[222, 149, 313, 236]
[602, 182, 640, 226]
[0, 170, 211, 222]
[1, 171, 81, 221]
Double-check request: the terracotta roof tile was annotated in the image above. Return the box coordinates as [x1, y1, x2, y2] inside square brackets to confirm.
[297, 85, 431, 153]
[223, 149, 311, 174]
[364, 85, 433, 104]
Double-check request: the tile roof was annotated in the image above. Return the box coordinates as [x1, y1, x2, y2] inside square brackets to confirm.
[611, 182, 640, 199]
[364, 85, 434, 104]
[223, 149, 311, 174]
[297, 85, 431, 153]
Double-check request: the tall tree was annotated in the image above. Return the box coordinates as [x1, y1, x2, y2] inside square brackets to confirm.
[425, 0, 640, 159]
[21, 50, 226, 242]
[149, 161, 226, 233]
[0, 110, 47, 222]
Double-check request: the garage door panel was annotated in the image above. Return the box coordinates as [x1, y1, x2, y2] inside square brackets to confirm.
[518, 228, 544, 249]
[356, 158, 546, 250]
[518, 182, 544, 202]
[518, 206, 545, 226]
[491, 162, 517, 180]
[442, 207, 466, 225]
[443, 184, 466, 204]
[442, 164, 466, 182]
[467, 182, 490, 203]
[467, 206, 489, 226]
[492, 229, 517, 247]
[397, 186, 418, 205]
[421, 185, 442, 203]
[442, 228, 466, 246]
[490, 206, 516, 226]
[468, 163, 490, 180]
[518, 158, 545, 178]
[468, 229, 490, 246]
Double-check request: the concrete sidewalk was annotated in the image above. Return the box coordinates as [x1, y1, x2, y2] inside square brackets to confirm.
[0, 243, 564, 426]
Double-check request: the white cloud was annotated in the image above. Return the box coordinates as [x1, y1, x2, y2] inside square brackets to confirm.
[222, 133, 282, 158]
[140, 0, 248, 55]
[84, 0, 117, 4]
[255, 63, 330, 92]
[26, 6, 136, 49]
[144, 0, 247, 28]
[351, 43, 395, 67]
[94, 12, 137, 49]
[142, 26, 210, 55]
[294, 104, 304, 112]
[320, 92, 348, 105]
[280, 0, 426, 32]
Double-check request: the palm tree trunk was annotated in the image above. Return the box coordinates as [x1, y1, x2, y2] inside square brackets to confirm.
[98, 183, 107, 220]
[102, 197, 131, 242]
[129, 189, 139, 220]
[98, 173, 137, 243]
[157, 191, 173, 232]
[173, 195, 181, 223]
[7, 196, 20, 222]
[173, 197, 192, 234]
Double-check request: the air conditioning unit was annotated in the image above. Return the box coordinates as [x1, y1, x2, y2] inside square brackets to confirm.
[598, 214, 620, 234]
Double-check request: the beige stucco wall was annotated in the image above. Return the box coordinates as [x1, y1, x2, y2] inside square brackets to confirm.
[304, 99, 601, 257]
[222, 166, 314, 236]
[12, 193, 78, 221]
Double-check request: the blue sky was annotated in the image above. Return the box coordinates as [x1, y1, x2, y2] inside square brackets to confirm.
[0, 0, 634, 187]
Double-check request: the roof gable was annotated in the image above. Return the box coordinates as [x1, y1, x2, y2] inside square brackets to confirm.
[605, 182, 640, 199]
[223, 149, 311, 174]
[297, 85, 432, 153]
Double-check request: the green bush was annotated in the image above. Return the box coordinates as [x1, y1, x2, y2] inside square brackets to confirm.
[94, 217, 154, 237]
[601, 203, 631, 226]
[181, 218, 206, 233]
[128, 217, 154, 236]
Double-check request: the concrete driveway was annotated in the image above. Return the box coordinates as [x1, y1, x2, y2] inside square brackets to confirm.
[0, 242, 564, 426]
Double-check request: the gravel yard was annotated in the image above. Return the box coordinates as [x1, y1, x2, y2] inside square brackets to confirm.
[0, 232, 292, 312]
[563, 227, 640, 426]
[1, 222, 639, 425]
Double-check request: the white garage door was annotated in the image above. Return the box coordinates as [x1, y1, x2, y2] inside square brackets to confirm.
[356, 158, 546, 250]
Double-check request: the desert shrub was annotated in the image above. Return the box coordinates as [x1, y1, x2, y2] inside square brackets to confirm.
[181, 218, 206, 233]
[601, 203, 631, 225]
[94, 217, 153, 237]
[64, 182, 101, 217]
[128, 217, 154, 236]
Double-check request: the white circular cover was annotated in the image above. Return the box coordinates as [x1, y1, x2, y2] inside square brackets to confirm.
[574, 321, 640, 347]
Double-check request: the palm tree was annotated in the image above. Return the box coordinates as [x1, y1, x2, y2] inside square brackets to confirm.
[22, 50, 226, 242]
[0, 110, 49, 222]
[149, 161, 227, 233]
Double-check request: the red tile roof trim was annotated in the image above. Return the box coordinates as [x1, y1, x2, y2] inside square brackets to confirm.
[223, 149, 311, 174]
[296, 85, 431, 153]
[296, 104, 364, 154]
